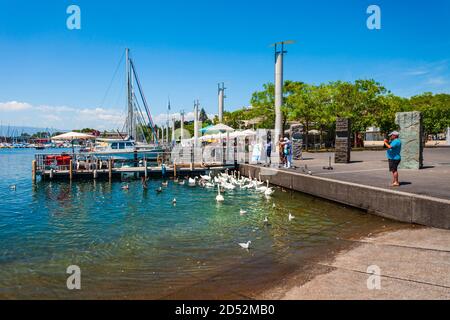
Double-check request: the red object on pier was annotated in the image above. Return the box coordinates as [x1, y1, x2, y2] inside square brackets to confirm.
[56, 155, 72, 166]
[44, 155, 72, 166]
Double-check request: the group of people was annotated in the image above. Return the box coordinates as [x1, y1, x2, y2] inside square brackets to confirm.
[261, 136, 292, 168]
[260, 130, 402, 187]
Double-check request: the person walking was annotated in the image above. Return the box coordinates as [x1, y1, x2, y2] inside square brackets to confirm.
[283, 137, 293, 168]
[384, 131, 402, 187]
[278, 137, 285, 168]
[266, 139, 272, 166]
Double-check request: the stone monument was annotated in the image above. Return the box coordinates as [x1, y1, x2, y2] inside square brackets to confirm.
[395, 111, 423, 169]
[447, 127, 450, 146]
[335, 118, 351, 163]
[290, 124, 303, 160]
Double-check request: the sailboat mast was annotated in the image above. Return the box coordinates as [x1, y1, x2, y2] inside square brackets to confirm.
[126, 48, 134, 140]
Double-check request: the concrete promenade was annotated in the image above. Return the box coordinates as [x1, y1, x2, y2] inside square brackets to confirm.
[239, 148, 450, 229]
[295, 148, 450, 200]
[261, 227, 450, 299]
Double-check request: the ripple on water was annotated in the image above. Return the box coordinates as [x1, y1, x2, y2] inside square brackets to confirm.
[0, 149, 405, 298]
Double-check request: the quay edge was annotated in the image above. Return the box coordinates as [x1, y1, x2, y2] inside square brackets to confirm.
[239, 164, 450, 230]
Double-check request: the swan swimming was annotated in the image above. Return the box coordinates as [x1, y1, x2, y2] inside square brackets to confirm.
[238, 241, 251, 249]
[216, 185, 224, 202]
[288, 213, 295, 221]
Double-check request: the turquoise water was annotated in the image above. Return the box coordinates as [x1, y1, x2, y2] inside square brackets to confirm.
[0, 148, 403, 299]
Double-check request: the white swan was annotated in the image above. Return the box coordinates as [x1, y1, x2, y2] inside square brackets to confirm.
[238, 241, 251, 249]
[288, 213, 295, 221]
[216, 185, 224, 202]
[264, 182, 275, 196]
[188, 177, 197, 186]
[239, 209, 247, 215]
[200, 172, 211, 181]
[256, 180, 269, 192]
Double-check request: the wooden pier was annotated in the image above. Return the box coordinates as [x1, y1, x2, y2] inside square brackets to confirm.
[33, 153, 236, 181]
[38, 164, 235, 181]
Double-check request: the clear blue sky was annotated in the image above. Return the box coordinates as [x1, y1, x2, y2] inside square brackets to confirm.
[0, 0, 449, 130]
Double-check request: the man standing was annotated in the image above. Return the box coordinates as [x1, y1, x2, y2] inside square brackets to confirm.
[384, 131, 401, 187]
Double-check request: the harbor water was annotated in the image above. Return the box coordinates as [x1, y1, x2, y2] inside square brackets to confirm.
[0, 149, 405, 299]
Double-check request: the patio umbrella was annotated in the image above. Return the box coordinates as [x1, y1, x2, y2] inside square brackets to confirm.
[52, 131, 96, 153]
[203, 123, 235, 134]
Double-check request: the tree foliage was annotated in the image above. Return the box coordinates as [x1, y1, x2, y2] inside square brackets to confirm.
[221, 79, 449, 138]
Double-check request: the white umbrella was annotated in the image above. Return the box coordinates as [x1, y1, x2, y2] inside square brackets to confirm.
[52, 131, 96, 140]
[52, 131, 96, 153]
[242, 129, 256, 136]
[203, 123, 235, 134]
[308, 129, 320, 135]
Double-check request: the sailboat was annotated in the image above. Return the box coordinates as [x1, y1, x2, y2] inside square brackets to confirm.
[89, 49, 165, 161]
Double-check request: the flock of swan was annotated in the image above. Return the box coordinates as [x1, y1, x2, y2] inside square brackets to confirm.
[120, 170, 297, 250]
[182, 170, 295, 250]
[183, 170, 277, 200]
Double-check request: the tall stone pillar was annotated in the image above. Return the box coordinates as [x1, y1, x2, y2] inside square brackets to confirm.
[290, 124, 303, 160]
[446, 127, 450, 146]
[395, 111, 423, 169]
[335, 118, 351, 163]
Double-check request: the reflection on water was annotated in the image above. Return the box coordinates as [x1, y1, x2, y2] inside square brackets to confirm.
[0, 149, 405, 299]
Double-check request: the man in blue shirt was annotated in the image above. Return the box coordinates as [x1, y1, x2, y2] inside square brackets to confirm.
[384, 131, 401, 187]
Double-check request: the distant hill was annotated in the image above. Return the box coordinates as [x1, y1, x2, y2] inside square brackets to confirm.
[0, 126, 67, 136]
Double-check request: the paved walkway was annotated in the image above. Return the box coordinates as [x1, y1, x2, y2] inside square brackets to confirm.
[283, 148, 450, 200]
[261, 227, 450, 299]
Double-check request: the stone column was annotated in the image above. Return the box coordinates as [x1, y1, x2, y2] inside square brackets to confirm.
[290, 124, 303, 160]
[335, 118, 351, 163]
[446, 127, 450, 146]
[395, 111, 423, 169]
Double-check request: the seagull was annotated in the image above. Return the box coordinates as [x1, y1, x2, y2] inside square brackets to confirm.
[156, 187, 162, 193]
[161, 181, 168, 187]
[121, 184, 129, 190]
[288, 213, 295, 221]
[9, 185, 16, 191]
[172, 198, 177, 204]
[307, 170, 312, 175]
[239, 209, 247, 215]
[238, 241, 251, 249]
[263, 217, 268, 223]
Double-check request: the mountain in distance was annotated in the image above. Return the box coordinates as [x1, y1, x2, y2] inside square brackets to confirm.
[0, 125, 67, 136]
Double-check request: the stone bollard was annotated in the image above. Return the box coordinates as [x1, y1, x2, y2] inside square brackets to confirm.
[395, 111, 423, 169]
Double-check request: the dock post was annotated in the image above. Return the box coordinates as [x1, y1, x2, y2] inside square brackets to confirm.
[93, 169, 98, 179]
[173, 163, 177, 178]
[69, 160, 73, 181]
[32, 160, 37, 182]
[108, 158, 112, 182]
[49, 169, 54, 180]
[144, 159, 148, 179]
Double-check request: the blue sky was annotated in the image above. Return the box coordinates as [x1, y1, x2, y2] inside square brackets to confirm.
[0, 0, 449, 130]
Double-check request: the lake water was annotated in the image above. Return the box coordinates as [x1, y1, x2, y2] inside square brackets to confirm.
[0, 148, 405, 299]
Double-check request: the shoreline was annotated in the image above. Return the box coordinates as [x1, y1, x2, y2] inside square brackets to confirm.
[259, 226, 450, 300]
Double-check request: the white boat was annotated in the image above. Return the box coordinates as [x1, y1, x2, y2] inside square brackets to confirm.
[89, 138, 164, 160]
